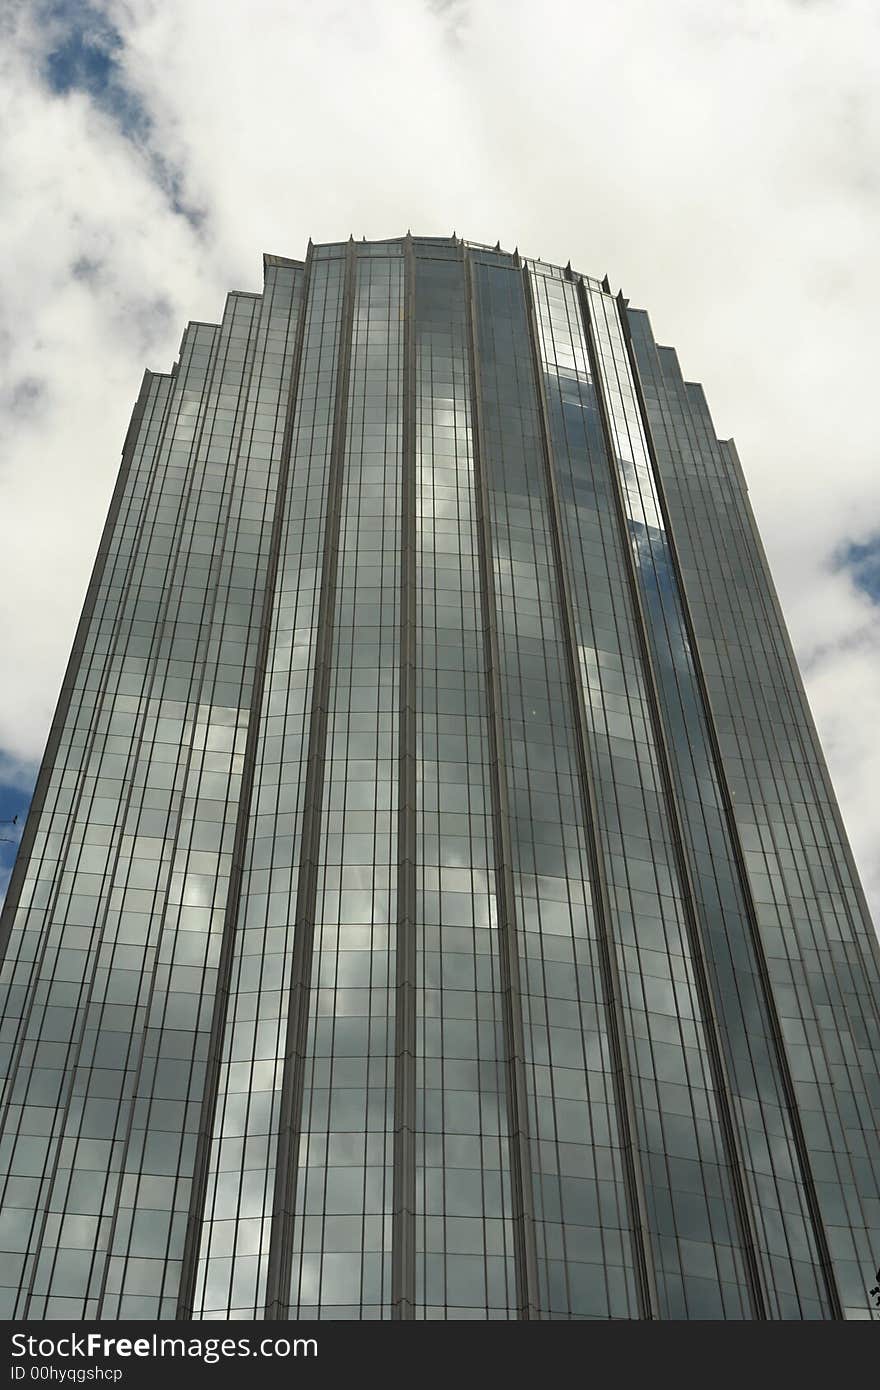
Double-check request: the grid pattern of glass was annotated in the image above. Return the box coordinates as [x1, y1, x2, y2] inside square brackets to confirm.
[468, 253, 641, 1318]
[528, 266, 755, 1317]
[587, 287, 833, 1317]
[1, 235, 877, 1321]
[412, 246, 517, 1319]
[0, 263, 302, 1318]
[181, 258, 311, 1321]
[627, 311, 880, 1319]
[285, 248, 403, 1319]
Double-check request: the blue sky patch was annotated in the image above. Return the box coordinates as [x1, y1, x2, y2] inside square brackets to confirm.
[40, 1, 205, 230]
[0, 775, 35, 910]
[837, 535, 880, 603]
[43, 0, 151, 142]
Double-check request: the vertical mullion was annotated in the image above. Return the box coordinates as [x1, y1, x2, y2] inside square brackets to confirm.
[463, 247, 540, 1320]
[0, 372, 154, 959]
[264, 240, 358, 1320]
[520, 264, 658, 1320]
[614, 295, 842, 1320]
[391, 236, 417, 1318]
[576, 278, 769, 1318]
[176, 259, 310, 1316]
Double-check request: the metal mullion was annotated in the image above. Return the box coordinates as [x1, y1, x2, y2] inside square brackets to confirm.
[391, 234, 417, 1319]
[176, 260, 310, 1316]
[96, 298, 268, 1317]
[621, 331, 842, 1317]
[577, 278, 769, 1320]
[264, 239, 358, 1320]
[680, 380, 880, 1187]
[15, 329, 223, 1316]
[710, 429, 880, 1015]
[0, 370, 174, 1120]
[463, 247, 540, 1320]
[521, 263, 658, 1320]
[1, 373, 172, 1318]
[0, 370, 155, 958]
[624, 310, 844, 1317]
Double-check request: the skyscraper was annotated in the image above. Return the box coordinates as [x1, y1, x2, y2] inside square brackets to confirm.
[1, 234, 878, 1323]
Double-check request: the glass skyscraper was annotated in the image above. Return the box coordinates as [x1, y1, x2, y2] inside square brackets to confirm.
[1, 235, 878, 1323]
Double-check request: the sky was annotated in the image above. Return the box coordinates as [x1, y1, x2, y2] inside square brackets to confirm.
[1, 0, 878, 923]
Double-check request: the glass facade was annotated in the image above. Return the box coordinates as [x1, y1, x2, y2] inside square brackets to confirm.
[1, 236, 878, 1320]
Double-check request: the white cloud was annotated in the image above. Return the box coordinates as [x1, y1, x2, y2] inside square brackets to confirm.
[1, 0, 878, 920]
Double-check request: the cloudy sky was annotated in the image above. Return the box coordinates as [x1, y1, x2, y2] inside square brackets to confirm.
[1, 0, 878, 924]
